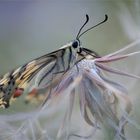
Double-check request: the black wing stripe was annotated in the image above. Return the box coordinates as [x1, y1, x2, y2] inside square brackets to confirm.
[61, 49, 66, 71]
[38, 61, 57, 86]
[82, 47, 100, 58]
[67, 47, 72, 70]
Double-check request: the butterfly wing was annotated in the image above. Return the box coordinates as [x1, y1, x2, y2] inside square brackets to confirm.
[0, 45, 99, 108]
[0, 48, 67, 108]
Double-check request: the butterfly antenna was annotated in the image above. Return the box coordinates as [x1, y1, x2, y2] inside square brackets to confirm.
[76, 14, 89, 40]
[78, 14, 108, 39]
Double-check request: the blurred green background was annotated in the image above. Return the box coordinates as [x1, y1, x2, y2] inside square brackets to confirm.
[0, 0, 135, 74]
[0, 0, 140, 140]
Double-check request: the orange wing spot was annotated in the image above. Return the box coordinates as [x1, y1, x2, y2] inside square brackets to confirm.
[13, 88, 24, 98]
[25, 88, 39, 104]
[28, 88, 38, 97]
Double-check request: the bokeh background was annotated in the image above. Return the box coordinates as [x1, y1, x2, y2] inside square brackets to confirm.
[0, 0, 140, 140]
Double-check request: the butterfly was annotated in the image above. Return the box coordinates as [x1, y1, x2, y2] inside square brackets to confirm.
[0, 14, 108, 108]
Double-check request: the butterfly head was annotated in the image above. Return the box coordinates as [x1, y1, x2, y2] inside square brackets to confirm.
[71, 39, 82, 53]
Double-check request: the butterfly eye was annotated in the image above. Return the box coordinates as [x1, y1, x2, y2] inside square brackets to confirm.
[72, 40, 79, 48]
